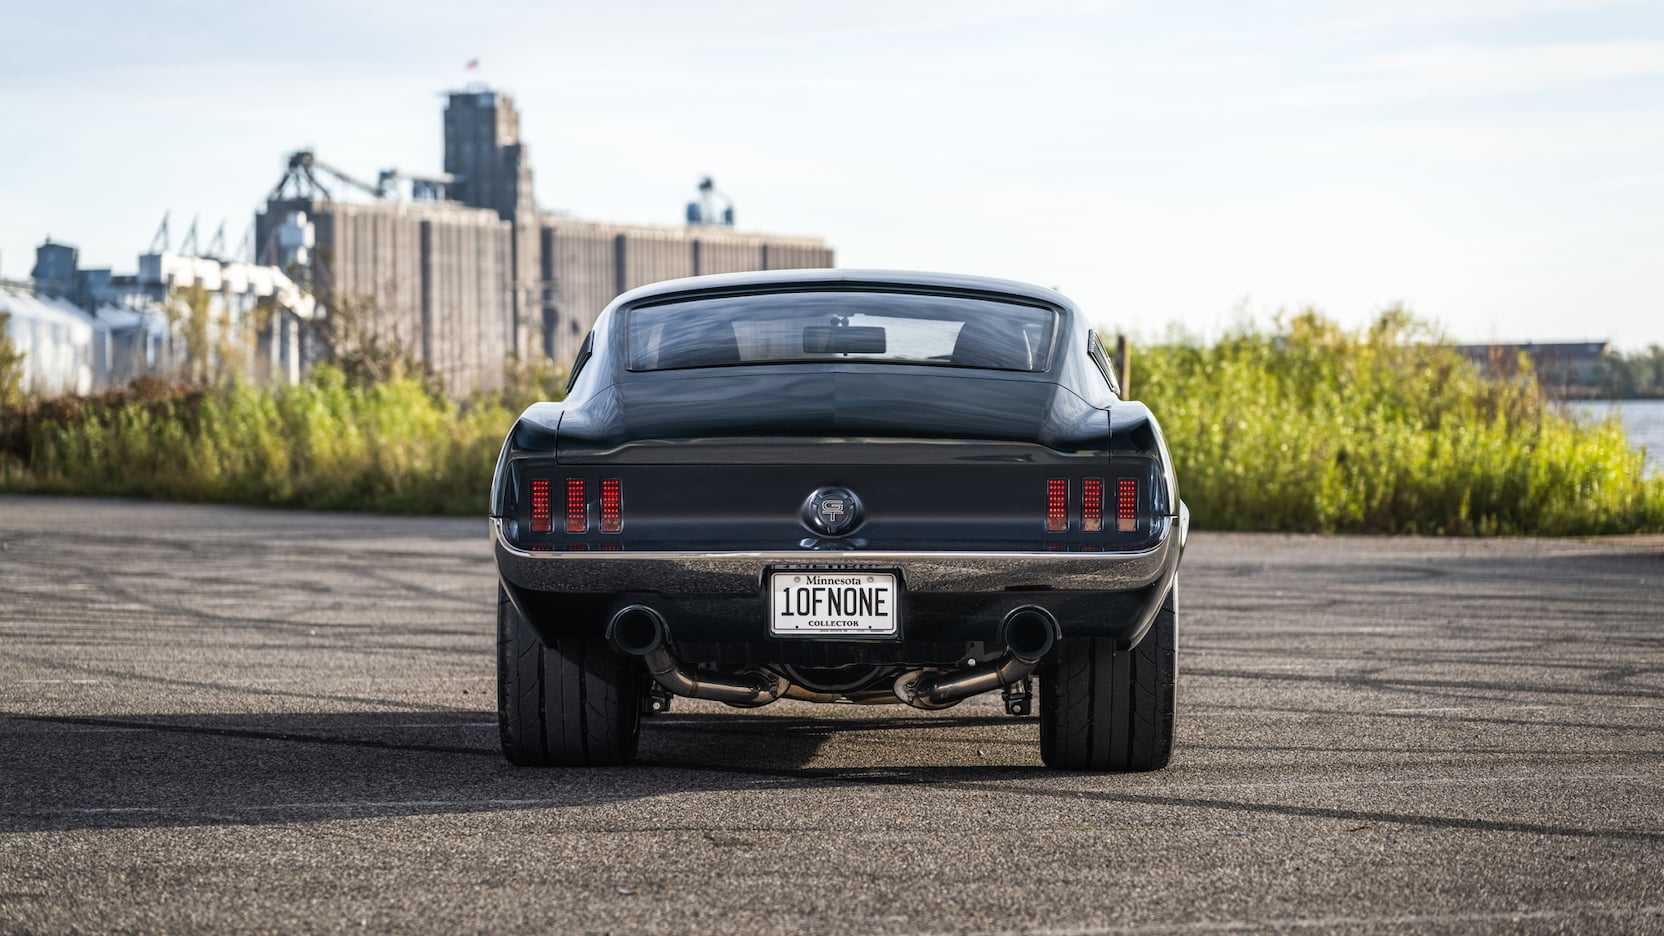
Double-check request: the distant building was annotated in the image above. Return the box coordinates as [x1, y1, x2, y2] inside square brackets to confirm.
[256, 85, 834, 396]
[28, 241, 79, 299]
[1457, 342, 1609, 396]
[16, 85, 831, 400]
[7, 238, 315, 393]
[0, 280, 107, 397]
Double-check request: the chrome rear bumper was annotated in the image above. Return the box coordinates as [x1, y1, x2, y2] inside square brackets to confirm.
[492, 509, 1184, 596]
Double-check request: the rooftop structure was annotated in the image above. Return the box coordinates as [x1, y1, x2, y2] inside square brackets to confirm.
[257, 85, 833, 396]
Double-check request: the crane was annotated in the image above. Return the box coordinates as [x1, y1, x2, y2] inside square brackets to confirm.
[269, 150, 386, 202]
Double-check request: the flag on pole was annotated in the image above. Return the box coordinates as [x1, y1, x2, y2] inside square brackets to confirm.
[466, 59, 479, 71]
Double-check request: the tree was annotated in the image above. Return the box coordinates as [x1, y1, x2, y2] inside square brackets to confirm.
[316, 291, 438, 393]
[1599, 345, 1664, 399]
[167, 282, 214, 384]
[0, 310, 25, 405]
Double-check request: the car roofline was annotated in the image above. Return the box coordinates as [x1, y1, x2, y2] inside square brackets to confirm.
[606, 269, 1080, 313]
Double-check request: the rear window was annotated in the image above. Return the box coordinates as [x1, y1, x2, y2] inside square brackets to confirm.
[626, 291, 1058, 372]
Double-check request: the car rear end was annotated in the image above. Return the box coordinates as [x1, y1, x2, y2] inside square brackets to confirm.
[490, 271, 1185, 769]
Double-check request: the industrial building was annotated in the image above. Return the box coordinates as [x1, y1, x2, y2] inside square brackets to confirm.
[8, 85, 830, 400]
[1458, 342, 1610, 397]
[256, 86, 834, 394]
[4, 238, 313, 396]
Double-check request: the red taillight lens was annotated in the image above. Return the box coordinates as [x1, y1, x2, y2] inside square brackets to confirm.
[1117, 477, 1138, 532]
[566, 478, 587, 533]
[600, 479, 622, 533]
[529, 478, 552, 533]
[1081, 477, 1104, 533]
[1046, 478, 1068, 532]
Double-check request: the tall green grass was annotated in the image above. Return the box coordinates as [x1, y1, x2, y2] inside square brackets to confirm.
[1136, 309, 1664, 535]
[3, 310, 1661, 533]
[0, 367, 528, 514]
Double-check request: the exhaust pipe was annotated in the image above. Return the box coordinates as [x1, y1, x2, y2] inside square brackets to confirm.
[895, 607, 1058, 710]
[1001, 607, 1059, 664]
[608, 606, 785, 707]
[783, 685, 904, 704]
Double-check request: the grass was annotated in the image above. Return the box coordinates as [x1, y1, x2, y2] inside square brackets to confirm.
[1135, 309, 1664, 535]
[3, 309, 1661, 534]
[0, 367, 527, 515]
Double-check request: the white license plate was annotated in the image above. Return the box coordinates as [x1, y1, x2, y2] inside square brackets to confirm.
[769, 571, 898, 636]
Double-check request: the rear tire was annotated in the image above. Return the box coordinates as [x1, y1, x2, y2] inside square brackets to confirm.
[497, 587, 643, 766]
[1039, 584, 1176, 771]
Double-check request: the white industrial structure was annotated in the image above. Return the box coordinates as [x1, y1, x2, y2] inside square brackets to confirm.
[0, 285, 107, 396]
[4, 236, 317, 397]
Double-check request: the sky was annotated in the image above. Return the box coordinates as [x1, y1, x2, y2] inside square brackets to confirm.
[2, 0, 1661, 348]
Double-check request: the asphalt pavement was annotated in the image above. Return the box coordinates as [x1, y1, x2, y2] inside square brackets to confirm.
[2, 496, 1662, 935]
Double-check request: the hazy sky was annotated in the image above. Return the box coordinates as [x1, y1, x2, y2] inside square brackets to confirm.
[3, 0, 1661, 347]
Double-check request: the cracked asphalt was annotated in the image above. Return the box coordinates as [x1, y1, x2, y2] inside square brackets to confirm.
[2, 496, 1662, 935]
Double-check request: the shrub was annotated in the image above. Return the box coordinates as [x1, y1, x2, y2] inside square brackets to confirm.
[1134, 309, 1664, 535]
[0, 365, 559, 515]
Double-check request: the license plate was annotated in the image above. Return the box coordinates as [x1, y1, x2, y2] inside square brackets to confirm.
[769, 571, 898, 636]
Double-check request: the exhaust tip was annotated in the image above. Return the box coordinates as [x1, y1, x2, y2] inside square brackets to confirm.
[608, 605, 665, 656]
[1002, 607, 1058, 664]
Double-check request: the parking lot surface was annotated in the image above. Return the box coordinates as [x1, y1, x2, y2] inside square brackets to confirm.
[2, 496, 1662, 934]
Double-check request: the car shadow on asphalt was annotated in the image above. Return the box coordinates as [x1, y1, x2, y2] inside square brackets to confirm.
[10, 707, 1660, 847]
[0, 708, 1053, 834]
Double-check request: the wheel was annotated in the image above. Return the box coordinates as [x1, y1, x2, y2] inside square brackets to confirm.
[1039, 584, 1176, 771]
[497, 586, 643, 766]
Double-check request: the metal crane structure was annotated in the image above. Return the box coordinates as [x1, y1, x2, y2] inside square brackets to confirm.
[148, 212, 171, 253]
[269, 150, 386, 202]
[204, 221, 227, 260]
[270, 150, 465, 203]
[178, 216, 200, 256]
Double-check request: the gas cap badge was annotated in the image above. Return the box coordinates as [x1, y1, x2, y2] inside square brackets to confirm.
[802, 487, 864, 536]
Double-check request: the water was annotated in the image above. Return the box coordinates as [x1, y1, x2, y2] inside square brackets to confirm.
[1571, 399, 1664, 476]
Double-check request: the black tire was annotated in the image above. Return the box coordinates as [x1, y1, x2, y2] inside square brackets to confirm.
[1039, 584, 1176, 771]
[497, 587, 643, 766]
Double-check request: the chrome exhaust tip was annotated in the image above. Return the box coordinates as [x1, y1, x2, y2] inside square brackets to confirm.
[607, 605, 665, 656]
[1002, 607, 1058, 664]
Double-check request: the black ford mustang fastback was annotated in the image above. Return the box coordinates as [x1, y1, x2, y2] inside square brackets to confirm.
[491, 269, 1187, 770]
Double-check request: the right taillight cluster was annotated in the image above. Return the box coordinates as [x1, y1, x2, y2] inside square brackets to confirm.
[1049, 476, 1137, 533]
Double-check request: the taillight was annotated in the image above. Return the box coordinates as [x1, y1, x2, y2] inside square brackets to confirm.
[1117, 478, 1138, 532]
[1046, 478, 1068, 532]
[566, 479, 587, 533]
[529, 478, 552, 533]
[600, 479, 622, 533]
[1081, 477, 1104, 533]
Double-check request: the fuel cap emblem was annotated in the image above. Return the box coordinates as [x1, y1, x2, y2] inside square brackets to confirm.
[803, 487, 863, 535]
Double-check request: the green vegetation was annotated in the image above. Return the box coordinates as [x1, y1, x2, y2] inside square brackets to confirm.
[2, 307, 1660, 534]
[1136, 309, 1664, 535]
[1600, 345, 1664, 399]
[0, 365, 559, 515]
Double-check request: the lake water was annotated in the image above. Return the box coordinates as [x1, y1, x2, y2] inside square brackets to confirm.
[1571, 399, 1664, 476]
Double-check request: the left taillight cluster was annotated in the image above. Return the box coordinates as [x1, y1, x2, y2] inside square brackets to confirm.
[1048, 476, 1139, 533]
[527, 476, 623, 535]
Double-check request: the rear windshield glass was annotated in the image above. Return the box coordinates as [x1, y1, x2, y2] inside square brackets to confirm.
[627, 291, 1058, 372]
